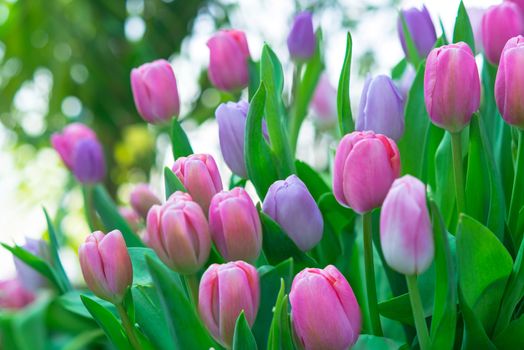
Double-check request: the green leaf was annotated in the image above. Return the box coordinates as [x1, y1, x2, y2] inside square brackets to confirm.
[391, 59, 407, 80]
[295, 160, 330, 201]
[164, 166, 187, 199]
[233, 311, 257, 350]
[494, 315, 524, 349]
[317, 192, 356, 234]
[457, 214, 513, 334]
[336, 32, 354, 136]
[8, 295, 51, 350]
[260, 44, 295, 177]
[452, 0, 475, 52]
[352, 335, 407, 350]
[253, 259, 293, 349]
[267, 280, 294, 350]
[244, 84, 278, 198]
[378, 292, 430, 327]
[146, 256, 217, 349]
[80, 295, 130, 350]
[63, 329, 105, 350]
[43, 208, 72, 292]
[128, 247, 184, 289]
[92, 185, 143, 247]
[248, 60, 261, 101]
[434, 133, 456, 227]
[170, 118, 193, 160]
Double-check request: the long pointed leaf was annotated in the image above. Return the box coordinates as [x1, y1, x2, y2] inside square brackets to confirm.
[337, 32, 354, 136]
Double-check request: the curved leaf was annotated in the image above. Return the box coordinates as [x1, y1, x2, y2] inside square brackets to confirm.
[337, 32, 354, 136]
[170, 118, 193, 160]
[233, 311, 257, 350]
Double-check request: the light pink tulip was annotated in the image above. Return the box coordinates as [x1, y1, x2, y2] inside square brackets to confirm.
[198, 261, 259, 347]
[290, 265, 361, 350]
[311, 74, 337, 130]
[130, 183, 161, 219]
[0, 279, 35, 310]
[333, 131, 401, 214]
[79, 230, 133, 303]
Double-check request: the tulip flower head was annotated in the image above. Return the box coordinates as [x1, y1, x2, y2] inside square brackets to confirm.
[130, 183, 161, 219]
[0, 279, 35, 310]
[398, 6, 437, 59]
[287, 11, 316, 62]
[13, 238, 50, 292]
[311, 74, 337, 130]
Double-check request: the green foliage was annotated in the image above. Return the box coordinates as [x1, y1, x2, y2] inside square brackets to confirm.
[233, 311, 258, 350]
[452, 0, 475, 52]
[337, 32, 354, 136]
[170, 119, 193, 160]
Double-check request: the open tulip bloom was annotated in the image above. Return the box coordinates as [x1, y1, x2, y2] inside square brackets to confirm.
[5, 2, 524, 350]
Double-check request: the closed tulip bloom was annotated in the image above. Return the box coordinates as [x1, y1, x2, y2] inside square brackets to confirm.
[209, 188, 262, 262]
[199, 261, 259, 347]
[262, 175, 323, 252]
[482, 3, 524, 65]
[380, 175, 434, 275]
[495, 35, 524, 129]
[290, 265, 361, 350]
[144, 192, 211, 274]
[507, 0, 524, 14]
[311, 74, 337, 130]
[398, 6, 437, 59]
[207, 30, 250, 91]
[333, 131, 401, 214]
[130, 183, 161, 219]
[356, 74, 405, 140]
[0, 279, 35, 310]
[119, 207, 141, 233]
[51, 123, 96, 170]
[424, 43, 480, 132]
[287, 11, 316, 61]
[72, 138, 106, 184]
[14, 238, 50, 292]
[130, 59, 180, 124]
[172, 154, 223, 213]
[79, 230, 133, 303]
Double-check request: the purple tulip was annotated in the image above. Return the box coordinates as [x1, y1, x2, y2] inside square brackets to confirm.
[333, 131, 401, 214]
[0, 279, 35, 310]
[72, 138, 106, 184]
[380, 175, 434, 275]
[311, 74, 337, 130]
[287, 11, 316, 62]
[51, 123, 96, 170]
[199, 261, 259, 347]
[207, 30, 250, 91]
[209, 187, 262, 262]
[397, 6, 437, 59]
[262, 175, 323, 251]
[13, 238, 50, 292]
[424, 43, 480, 132]
[356, 74, 405, 141]
[79, 230, 133, 303]
[144, 191, 211, 274]
[482, 3, 524, 65]
[495, 35, 524, 129]
[290, 265, 361, 350]
[172, 154, 223, 213]
[130, 59, 180, 124]
[130, 183, 161, 219]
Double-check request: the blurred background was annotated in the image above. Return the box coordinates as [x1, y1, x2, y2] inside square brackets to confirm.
[0, 0, 498, 279]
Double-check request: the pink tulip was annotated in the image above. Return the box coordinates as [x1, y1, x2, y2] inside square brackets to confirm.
[506, 0, 524, 14]
[424, 43, 480, 132]
[209, 188, 262, 262]
[51, 123, 96, 170]
[0, 279, 35, 310]
[290, 265, 361, 350]
[119, 207, 141, 233]
[333, 131, 401, 214]
[144, 191, 211, 274]
[79, 230, 133, 303]
[130, 59, 180, 124]
[172, 154, 223, 213]
[130, 183, 161, 219]
[207, 30, 250, 91]
[199, 261, 259, 347]
[482, 3, 524, 65]
[311, 74, 337, 130]
[495, 35, 524, 129]
[380, 175, 434, 275]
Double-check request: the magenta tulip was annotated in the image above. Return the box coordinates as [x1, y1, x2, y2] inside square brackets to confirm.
[130, 183, 161, 219]
[144, 191, 211, 274]
[424, 43, 480, 132]
[79, 230, 133, 303]
[130, 59, 180, 124]
[172, 154, 223, 213]
[209, 187, 262, 262]
[333, 131, 401, 214]
[290, 265, 361, 350]
[0, 279, 35, 310]
[51, 123, 96, 169]
[506, 0, 524, 14]
[199, 261, 260, 347]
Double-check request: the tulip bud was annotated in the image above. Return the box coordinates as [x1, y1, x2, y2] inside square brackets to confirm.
[424, 43, 480, 132]
[119, 207, 141, 233]
[0, 279, 35, 310]
[130, 59, 180, 124]
[207, 30, 250, 91]
[79, 230, 133, 303]
[287, 11, 316, 62]
[397, 6, 437, 59]
[262, 175, 323, 251]
[333, 131, 401, 214]
[356, 74, 405, 140]
[51, 123, 96, 169]
[507, 0, 524, 14]
[72, 138, 106, 184]
[199, 261, 259, 347]
[481, 3, 524, 65]
[130, 183, 162, 219]
[14, 238, 50, 292]
[172, 154, 223, 213]
[311, 74, 337, 130]
[290, 265, 361, 350]
[144, 192, 211, 274]
[209, 188, 262, 262]
[380, 175, 434, 275]
[495, 35, 524, 129]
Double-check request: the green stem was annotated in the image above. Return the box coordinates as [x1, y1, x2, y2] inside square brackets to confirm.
[406, 275, 430, 350]
[289, 64, 302, 154]
[184, 274, 199, 308]
[116, 303, 141, 350]
[451, 131, 466, 215]
[363, 212, 383, 336]
[509, 130, 524, 242]
[82, 185, 96, 232]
